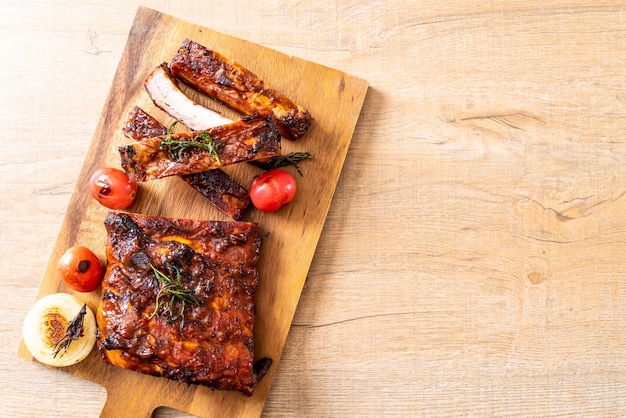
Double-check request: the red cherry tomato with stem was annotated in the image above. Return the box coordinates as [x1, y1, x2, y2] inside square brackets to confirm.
[249, 169, 297, 212]
[89, 168, 137, 209]
[57, 246, 104, 292]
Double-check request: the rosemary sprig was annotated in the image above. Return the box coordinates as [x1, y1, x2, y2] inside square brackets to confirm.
[149, 263, 203, 329]
[52, 304, 86, 358]
[159, 122, 221, 164]
[251, 152, 314, 176]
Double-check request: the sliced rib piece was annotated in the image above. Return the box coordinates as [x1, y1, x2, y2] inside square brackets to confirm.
[122, 106, 250, 220]
[96, 212, 271, 395]
[181, 170, 250, 220]
[170, 39, 311, 140]
[119, 115, 280, 182]
[122, 106, 168, 140]
[145, 63, 232, 131]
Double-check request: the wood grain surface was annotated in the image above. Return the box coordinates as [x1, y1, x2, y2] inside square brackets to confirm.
[2, 1, 626, 417]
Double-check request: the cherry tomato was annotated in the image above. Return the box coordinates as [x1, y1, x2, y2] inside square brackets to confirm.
[57, 246, 104, 292]
[89, 167, 137, 209]
[249, 169, 297, 212]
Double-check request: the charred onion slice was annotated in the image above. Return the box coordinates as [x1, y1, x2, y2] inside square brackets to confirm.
[22, 293, 97, 367]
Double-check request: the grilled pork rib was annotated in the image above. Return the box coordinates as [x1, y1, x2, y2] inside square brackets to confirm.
[119, 115, 280, 182]
[170, 39, 311, 140]
[122, 106, 168, 140]
[181, 169, 250, 220]
[96, 212, 271, 395]
[122, 106, 251, 220]
[145, 63, 232, 131]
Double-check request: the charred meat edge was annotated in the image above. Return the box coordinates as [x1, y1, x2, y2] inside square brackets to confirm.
[122, 106, 250, 220]
[170, 39, 311, 140]
[122, 105, 168, 140]
[119, 115, 281, 182]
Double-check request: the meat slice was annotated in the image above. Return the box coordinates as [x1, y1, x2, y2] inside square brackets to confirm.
[122, 106, 168, 140]
[181, 170, 250, 220]
[119, 115, 280, 182]
[96, 211, 271, 395]
[122, 107, 250, 220]
[144, 63, 232, 131]
[170, 39, 311, 140]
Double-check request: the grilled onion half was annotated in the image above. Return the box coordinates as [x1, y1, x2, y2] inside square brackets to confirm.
[22, 293, 96, 367]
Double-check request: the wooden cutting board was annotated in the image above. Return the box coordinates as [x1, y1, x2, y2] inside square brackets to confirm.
[16, 6, 368, 417]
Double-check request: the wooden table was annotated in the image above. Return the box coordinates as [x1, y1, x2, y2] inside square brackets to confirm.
[1, 1, 625, 416]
